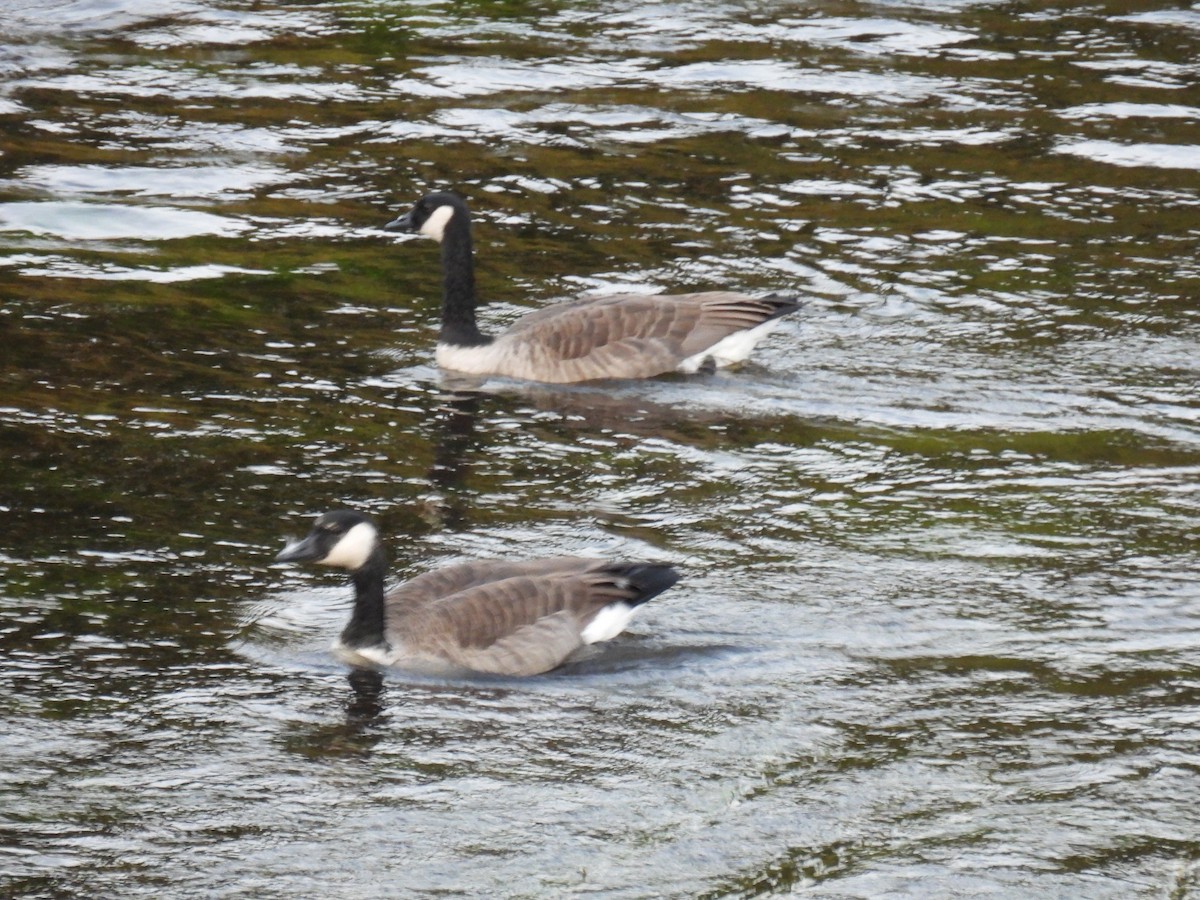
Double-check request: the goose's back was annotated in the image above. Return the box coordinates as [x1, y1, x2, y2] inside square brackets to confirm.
[382, 557, 651, 676]
[383, 556, 604, 610]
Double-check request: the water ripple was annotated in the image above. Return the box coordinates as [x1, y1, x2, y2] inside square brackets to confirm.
[1055, 138, 1200, 171]
[0, 201, 249, 240]
[2, 1, 1199, 897]
[5, 163, 296, 199]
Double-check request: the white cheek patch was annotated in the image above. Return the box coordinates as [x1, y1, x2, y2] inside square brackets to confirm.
[419, 204, 455, 242]
[319, 521, 377, 570]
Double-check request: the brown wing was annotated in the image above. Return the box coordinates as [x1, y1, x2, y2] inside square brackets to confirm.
[493, 292, 796, 382]
[675, 293, 799, 357]
[387, 568, 645, 676]
[452, 611, 586, 677]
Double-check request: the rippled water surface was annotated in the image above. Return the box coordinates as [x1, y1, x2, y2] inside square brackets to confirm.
[2, 1, 1199, 897]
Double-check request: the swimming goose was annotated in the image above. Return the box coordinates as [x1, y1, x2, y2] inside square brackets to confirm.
[384, 191, 799, 383]
[275, 510, 680, 676]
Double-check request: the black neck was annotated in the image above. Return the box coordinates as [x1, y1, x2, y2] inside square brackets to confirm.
[439, 212, 492, 347]
[340, 547, 389, 649]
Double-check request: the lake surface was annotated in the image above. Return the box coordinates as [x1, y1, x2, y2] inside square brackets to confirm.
[1, 0, 1199, 896]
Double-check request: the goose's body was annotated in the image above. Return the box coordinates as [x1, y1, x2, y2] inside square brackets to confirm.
[276, 510, 680, 677]
[386, 192, 799, 384]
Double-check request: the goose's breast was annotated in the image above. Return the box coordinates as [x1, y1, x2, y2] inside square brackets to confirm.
[333, 638, 475, 676]
[332, 640, 396, 668]
[437, 337, 575, 382]
[435, 341, 513, 376]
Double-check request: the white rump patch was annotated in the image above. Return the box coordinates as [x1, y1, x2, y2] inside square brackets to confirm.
[677, 318, 782, 373]
[420, 204, 455, 242]
[581, 602, 638, 644]
[319, 521, 377, 570]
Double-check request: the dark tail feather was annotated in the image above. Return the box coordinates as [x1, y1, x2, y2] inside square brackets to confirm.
[603, 563, 681, 607]
[760, 293, 803, 321]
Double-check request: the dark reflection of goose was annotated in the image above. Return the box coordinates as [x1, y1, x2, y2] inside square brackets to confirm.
[549, 636, 749, 678]
[427, 391, 482, 494]
[420, 389, 484, 531]
[434, 374, 795, 443]
[416, 380, 750, 530]
[280, 667, 389, 760]
[345, 666, 387, 725]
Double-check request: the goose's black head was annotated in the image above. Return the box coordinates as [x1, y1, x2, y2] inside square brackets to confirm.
[384, 191, 467, 243]
[276, 510, 380, 571]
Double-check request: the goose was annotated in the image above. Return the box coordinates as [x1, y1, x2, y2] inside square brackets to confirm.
[275, 510, 680, 677]
[384, 191, 799, 383]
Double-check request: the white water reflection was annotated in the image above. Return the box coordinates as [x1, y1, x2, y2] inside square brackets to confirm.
[19, 63, 373, 102]
[1059, 102, 1200, 121]
[1072, 57, 1197, 90]
[0, 254, 271, 281]
[130, 6, 336, 48]
[400, 57, 642, 98]
[432, 104, 791, 145]
[0, 0, 208, 35]
[1055, 138, 1200, 171]
[6, 164, 294, 199]
[557, 6, 987, 57]
[1115, 9, 1200, 31]
[652, 59, 970, 104]
[100, 113, 306, 153]
[0, 201, 250, 240]
[400, 54, 983, 106]
[763, 16, 978, 55]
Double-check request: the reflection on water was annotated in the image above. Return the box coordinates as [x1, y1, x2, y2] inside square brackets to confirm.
[282, 667, 390, 760]
[1, 0, 1199, 897]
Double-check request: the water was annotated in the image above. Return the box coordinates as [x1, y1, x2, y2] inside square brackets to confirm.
[1, 0, 1199, 896]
